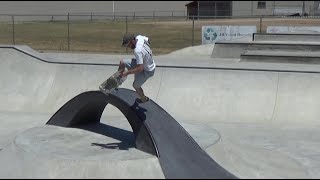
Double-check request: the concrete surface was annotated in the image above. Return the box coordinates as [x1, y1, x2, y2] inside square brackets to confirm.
[241, 50, 320, 64]
[1, 45, 320, 178]
[253, 33, 320, 42]
[211, 40, 320, 59]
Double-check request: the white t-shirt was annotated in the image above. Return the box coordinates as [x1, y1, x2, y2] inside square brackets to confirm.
[134, 35, 156, 72]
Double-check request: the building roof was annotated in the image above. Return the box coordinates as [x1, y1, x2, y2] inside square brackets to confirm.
[185, 1, 197, 7]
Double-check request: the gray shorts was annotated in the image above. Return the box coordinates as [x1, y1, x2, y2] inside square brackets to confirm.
[123, 58, 155, 88]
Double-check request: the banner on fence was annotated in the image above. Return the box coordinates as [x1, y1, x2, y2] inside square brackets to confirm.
[267, 26, 320, 34]
[273, 8, 302, 16]
[202, 25, 256, 44]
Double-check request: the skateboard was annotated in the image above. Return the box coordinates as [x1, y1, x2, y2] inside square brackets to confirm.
[99, 71, 127, 95]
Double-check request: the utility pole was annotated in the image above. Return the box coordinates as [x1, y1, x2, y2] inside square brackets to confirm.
[302, 1, 305, 15]
[197, 1, 200, 20]
[251, 1, 254, 16]
[113, 1, 115, 21]
[272, 1, 275, 16]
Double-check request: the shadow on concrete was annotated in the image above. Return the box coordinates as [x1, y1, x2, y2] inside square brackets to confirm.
[75, 122, 135, 150]
[131, 99, 148, 121]
[91, 142, 130, 150]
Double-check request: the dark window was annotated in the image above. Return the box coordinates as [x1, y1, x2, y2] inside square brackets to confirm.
[257, 1, 266, 9]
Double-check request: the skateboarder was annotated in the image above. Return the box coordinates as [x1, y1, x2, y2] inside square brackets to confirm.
[118, 33, 156, 103]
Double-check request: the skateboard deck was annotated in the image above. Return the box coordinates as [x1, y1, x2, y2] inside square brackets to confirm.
[99, 71, 127, 95]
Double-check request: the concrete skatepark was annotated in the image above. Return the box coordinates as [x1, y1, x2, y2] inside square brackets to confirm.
[1, 33, 320, 178]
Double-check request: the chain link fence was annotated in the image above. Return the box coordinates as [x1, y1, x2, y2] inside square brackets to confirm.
[1, 13, 320, 55]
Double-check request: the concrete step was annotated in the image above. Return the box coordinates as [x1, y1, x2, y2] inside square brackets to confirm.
[253, 33, 320, 42]
[240, 50, 320, 64]
[211, 41, 320, 59]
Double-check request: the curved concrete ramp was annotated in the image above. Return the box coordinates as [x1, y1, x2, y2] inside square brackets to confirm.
[46, 88, 237, 179]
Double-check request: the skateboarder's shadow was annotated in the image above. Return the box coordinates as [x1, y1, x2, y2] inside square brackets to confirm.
[76, 99, 148, 151]
[76, 123, 135, 150]
[91, 142, 130, 151]
[131, 100, 148, 121]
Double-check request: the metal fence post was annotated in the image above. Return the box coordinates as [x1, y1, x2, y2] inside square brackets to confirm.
[185, 10, 188, 20]
[126, 16, 128, 54]
[90, 12, 93, 22]
[272, 1, 275, 16]
[133, 12, 135, 20]
[153, 11, 155, 19]
[126, 16, 128, 33]
[259, 17, 262, 33]
[251, 1, 254, 16]
[67, 13, 70, 51]
[192, 15, 195, 46]
[12, 16, 15, 45]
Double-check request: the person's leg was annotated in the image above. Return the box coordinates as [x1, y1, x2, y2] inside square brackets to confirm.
[135, 87, 146, 100]
[133, 72, 147, 99]
[133, 69, 155, 102]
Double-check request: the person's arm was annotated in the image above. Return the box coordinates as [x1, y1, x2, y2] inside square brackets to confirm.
[122, 51, 144, 77]
[124, 64, 143, 76]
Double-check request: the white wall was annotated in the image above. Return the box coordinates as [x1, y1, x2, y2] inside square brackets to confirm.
[232, 1, 315, 17]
